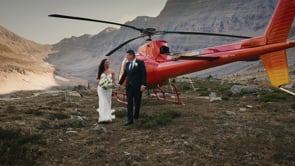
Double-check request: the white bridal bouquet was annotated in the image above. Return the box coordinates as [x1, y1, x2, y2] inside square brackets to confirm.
[98, 76, 114, 89]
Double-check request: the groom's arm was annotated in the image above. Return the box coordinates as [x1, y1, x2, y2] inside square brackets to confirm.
[119, 66, 127, 85]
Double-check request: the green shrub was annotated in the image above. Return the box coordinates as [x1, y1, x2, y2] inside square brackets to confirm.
[47, 112, 69, 120]
[0, 128, 44, 165]
[181, 84, 191, 90]
[258, 92, 289, 102]
[114, 110, 126, 118]
[24, 109, 43, 116]
[135, 111, 181, 129]
[6, 105, 16, 112]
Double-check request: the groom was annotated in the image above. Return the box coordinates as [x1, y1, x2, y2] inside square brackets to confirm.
[119, 50, 147, 126]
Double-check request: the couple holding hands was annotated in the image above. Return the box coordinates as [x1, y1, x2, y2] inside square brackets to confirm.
[96, 50, 147, 126]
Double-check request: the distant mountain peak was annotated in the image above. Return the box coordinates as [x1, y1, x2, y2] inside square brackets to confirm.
[102, 27, 117, 33]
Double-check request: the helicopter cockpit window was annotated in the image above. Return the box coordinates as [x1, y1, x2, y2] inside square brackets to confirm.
[160, 46, 170, 54]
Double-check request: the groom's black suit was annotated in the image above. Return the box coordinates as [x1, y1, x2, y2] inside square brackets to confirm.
[119, 59, 147, 124]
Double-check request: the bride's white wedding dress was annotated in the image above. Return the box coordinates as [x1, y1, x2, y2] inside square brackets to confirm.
[97, 73, 115, 122]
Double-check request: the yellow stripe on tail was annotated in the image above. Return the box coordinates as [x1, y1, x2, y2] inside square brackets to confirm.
[260, 50, 289, 87]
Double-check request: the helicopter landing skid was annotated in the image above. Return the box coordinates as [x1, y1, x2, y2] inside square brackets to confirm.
[153, 84, 183, 105]
[113, 87, 127, 105]
[113, 85, 183, 105]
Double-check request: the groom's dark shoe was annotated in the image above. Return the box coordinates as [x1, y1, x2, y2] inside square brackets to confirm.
[123, 121, 133, 126]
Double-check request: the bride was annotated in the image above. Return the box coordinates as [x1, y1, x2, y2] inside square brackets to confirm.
[96, 59, 116, 123]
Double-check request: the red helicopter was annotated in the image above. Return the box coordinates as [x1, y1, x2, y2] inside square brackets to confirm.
[49, 0, 295, 104]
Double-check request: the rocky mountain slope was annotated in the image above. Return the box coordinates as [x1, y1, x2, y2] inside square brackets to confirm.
[0, 25, 58, 94]
[45, 0, 295, 84]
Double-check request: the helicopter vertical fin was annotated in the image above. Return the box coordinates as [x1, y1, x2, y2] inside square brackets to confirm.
[260, 50, 289, 87]
[259, 0, 295, 94]
[264, 0, 295, 44]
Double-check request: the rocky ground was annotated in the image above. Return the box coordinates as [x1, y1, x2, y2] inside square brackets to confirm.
[0, 79, 294, 165]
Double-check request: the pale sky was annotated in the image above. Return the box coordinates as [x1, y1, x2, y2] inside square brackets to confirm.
[0, 0, 167, 44]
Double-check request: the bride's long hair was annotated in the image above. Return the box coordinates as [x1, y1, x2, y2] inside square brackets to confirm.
[97, 59, 107, 79]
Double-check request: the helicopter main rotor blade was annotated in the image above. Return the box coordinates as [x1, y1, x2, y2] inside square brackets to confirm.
[48, 14, 143, 32]
[161, 31, 251, 39]
[105, 35, 146, 56]
[49, 14, 251, 39]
